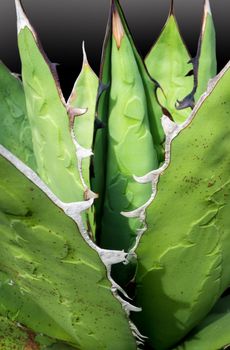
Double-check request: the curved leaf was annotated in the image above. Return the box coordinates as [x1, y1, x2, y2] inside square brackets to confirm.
[0, 145, 137, 350]
[15, 0, 84, 203]
[134, 62, 230, 349]
[175, 296, 230, 350]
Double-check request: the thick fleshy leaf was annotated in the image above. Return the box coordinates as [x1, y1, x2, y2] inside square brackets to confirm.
[68, 44, 98, 237]
[0, 61, 36, 170]
[68, 43, 98, 191]
[194, 0, 217, 101]
[15, 0, 84, 202]
[133, 62, 230, 349]
[145, 3, 193, 122]
[114, 1, 164, 155]
[0, 145, 137, 350]
[175, 296, 230, 350]
[93, 0, 163, 253]
[91, 1, 113, 243]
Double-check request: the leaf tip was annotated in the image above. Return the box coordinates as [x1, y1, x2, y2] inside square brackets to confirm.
[111, 0, 124, 49]
[82, 41, 89, 67]
[15, 0, 34, 35]
[169, 0, 175, 15]
[201, 0, 213, 39]
[204, 0, 212, 15]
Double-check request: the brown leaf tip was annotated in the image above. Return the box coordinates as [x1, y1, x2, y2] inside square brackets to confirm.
[169, 0, 175, 15]
[112, 3, 124, 49]
[201, 0, 212, 36]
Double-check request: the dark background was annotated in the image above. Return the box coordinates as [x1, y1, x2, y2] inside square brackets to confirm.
[0, 0, 229, 99]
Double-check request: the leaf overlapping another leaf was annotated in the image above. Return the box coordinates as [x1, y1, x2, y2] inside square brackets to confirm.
[175, 296, 230, 350]
[0, 0, 228, 349]
[93, 0, 163, 254]
[0, 62, 36, 170]
[133, 61, 230, 350]
[16, 0, 84, 203]
[145, 2, 193, 122]
[0, 145, 137, 350]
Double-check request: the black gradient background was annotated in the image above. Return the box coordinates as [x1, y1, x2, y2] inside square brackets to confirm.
[0, 0, 229, 99]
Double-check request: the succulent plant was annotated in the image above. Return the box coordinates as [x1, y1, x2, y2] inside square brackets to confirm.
[0, 0, 229, 349]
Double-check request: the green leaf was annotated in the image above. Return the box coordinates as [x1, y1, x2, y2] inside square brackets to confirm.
[15, 0, 84, 203]
[175, 296, 230, 350]
[68, 43, 98, 238]
[145, 2, 194, 122]
[0, 144, 137, 350]
[0, 61, 36, 170]
[194, 0, 217, 102]
[93, 0, 163, 253]
[68, 43, 98, 192]
[133, 61, 230, 349]
[45, 344, 77, 350]
[91, 2, 113, 243]
[112, 0, 164, 157]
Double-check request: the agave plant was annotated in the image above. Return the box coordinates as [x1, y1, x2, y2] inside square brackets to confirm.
[0, 0, 229, 349]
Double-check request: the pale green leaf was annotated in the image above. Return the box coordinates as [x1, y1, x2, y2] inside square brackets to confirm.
[145, 8, 193, 122]
[134, 62, 230, 349]
[68, 43, 98, 190]
[93, 0, 163, 253]
[0, 61, 36, 170]
[0, 145, 137, 350]
[68, 44, 98, 238]
[195, 0, 217, 101]
[16, 0, 84, 203]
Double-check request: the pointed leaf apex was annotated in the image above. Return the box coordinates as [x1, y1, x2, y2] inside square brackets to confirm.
[204, 0, 212, 15]
[112, 1, 124, 49]
[82, 41, 89, 66]
[169, 0, 175, 15]
[15, 0, 35, 35]
[201, 0, 212, 36]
